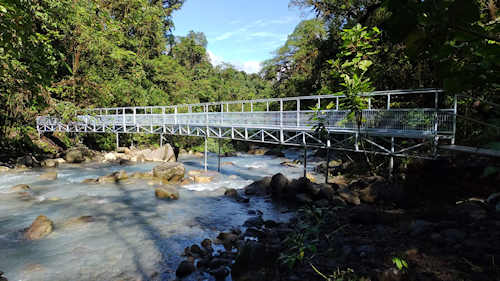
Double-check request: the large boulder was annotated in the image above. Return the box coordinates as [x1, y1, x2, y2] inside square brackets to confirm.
[155, 187, 180, 200]
[104, 152, 117, 161]
[0, 166, 10, 172]
[65, 149, 85, 163]
[244, 176, 272, 196]
[40, 171, 57, 180]
[153, 162, 185, 183]
[270, 173, 289, 197]
[142, 145, 176, 162]
[24, 215, 54, 240]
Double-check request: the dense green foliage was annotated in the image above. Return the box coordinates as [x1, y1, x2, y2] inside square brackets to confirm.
[0, 0, 272, 154]
[263, 0, 499, 145]
[0, 0, 498, 156]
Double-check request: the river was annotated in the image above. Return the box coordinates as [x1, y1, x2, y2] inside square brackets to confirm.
[0, 149, 322, 281]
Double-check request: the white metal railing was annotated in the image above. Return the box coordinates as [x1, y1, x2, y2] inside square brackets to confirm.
[36, 89, 455, 137]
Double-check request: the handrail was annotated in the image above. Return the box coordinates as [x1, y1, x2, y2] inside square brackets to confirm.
[81, 88, 443, 112]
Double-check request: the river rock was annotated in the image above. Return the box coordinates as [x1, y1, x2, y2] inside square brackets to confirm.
[315, 160, 343, 174]
[270, 173, 289, 197]
[10, 184, 30, 193]
[24, 215, 54, 240]
[0, 166, 10, 172]
[223, 151, 237, 157]
[194, 175, 213, 183]
[65, 149, 85, 163]
[248, 148, 268, 155]
[82, 178, 97, 184]
[155, 187, 180, 200]
[487, 192, 500, 206]
[338, 188, 361, 205]
[244, 176, 272, 196]
[40, 171, 57, 180]
[318, 184, 335, 200]
[104, 152, 117, 161]
[296, 193, 313, 204]
[280, 159, 300, 167]
[153, 162, 185, 182]
[41, 159, 58, 168]
[224, 188, 239, 198]
[17, 155, 38, 167]
[61, 216, 95, 228]
[0, 271, 7, 281]
[97, 170, 128, 183]
[142, 145, 176, 162]
[176, 260, 195, 278]
[116, 147, 131, 154]
[210, 266, 230, 280]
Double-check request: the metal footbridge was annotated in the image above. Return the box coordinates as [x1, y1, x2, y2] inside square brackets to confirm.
[37, 89, 456, 161]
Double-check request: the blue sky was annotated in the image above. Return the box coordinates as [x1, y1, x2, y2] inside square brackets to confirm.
[172, 0, 311, 73]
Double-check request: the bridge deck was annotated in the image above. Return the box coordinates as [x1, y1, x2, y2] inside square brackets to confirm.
[36, 89, 456, 155]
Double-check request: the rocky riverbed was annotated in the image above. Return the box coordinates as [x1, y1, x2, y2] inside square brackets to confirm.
[0, 147, 322, 281]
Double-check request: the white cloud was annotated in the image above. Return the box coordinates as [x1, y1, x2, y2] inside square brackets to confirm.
[239, 61, 262, 74]
[249, 32, 277, 38]
[214, 31, 236, 41]
[207, 50, 224, 66]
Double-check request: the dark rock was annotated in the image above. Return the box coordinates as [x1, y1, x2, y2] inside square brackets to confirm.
[210, 266, 230, 280]
[409, 220, 434, 237]
[331, 196, 347, 207]
[349, 205, 378, 224]
[487, 192, 500, 205]
[196, 258, 210, 269]
[244, 176, 272, 196]
[377, 268, 403, 281]
[176, 260, 195, 278]
[223, 151, 237, 157]
[209, 258, 232, 269]
[243, 227, 266, 239]
[338, 188, 361, 205]
[190, 244, 204, 256]
[315, 199, 330, 207]
[264, 220, 278, 228]
[357, 245, 376, 256]
[441, 228, 466, 243]
[295, 193, 313, 204]
[232, 241, 277, 280]
[201, 238, 212, 250]
[270, 173, 289, 197]
[0, 271, 7, 281]
[318, 184, 335, 200]
[243, 216, 264, 228]
[224, 188, 239, 198]
[452, 201, 488, 222]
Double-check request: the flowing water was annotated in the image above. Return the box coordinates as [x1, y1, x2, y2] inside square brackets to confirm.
[0, 150, 323, 281]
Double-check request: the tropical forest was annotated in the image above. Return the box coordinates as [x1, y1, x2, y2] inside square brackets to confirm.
[0, 0, 499, 280]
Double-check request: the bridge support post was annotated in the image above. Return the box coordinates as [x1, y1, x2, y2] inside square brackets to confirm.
[303, 145, 307, 178]
[160, 134, 163, 148]
[325, 147, 329, 184]
[204, 137, 208, 171]
[217, 138, 221, 172]
[389, 137, 394, 179]
[115, 133, 119, 149]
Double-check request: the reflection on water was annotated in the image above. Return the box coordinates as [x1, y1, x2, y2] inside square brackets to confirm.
[0, 150, 321, 281]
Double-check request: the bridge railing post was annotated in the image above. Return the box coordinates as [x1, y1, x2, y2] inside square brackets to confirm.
[452, 94, 457, 145]
[297, 99, 300, 127]
[280, 99, 284, 143]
